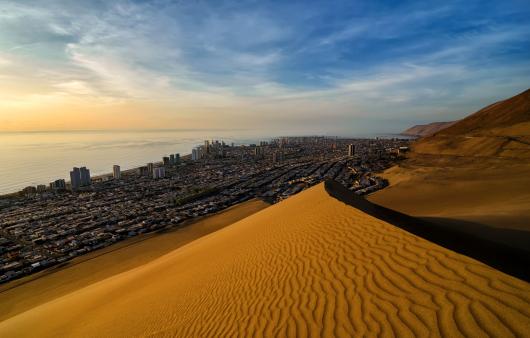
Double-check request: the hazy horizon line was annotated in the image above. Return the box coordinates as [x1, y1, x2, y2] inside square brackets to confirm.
[0, 128, 255, 134]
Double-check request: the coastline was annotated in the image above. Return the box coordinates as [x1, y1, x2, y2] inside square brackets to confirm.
[0, 153, 194, 198]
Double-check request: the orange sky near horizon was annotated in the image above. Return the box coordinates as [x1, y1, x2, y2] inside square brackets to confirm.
[0, 95, 244, 132]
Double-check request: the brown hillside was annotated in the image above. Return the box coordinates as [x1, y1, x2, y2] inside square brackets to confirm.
[436, 88, 530, 136]
[401, 121, 455, 137]
[413, 88, 530, 157]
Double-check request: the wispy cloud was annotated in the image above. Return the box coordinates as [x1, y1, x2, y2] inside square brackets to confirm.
[0, 0, 529, 133]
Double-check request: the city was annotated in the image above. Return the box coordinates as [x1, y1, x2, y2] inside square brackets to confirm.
[0, 137, 410, 284]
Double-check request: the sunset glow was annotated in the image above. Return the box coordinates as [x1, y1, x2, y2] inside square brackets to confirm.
[1, 0, 530, 133]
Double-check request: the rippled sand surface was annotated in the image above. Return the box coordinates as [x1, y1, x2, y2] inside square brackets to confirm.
[1, 183, 529, 337]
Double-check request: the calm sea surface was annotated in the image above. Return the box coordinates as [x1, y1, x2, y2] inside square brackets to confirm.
[0, 129, 269, 195]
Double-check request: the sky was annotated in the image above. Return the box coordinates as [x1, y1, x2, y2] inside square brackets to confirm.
[1, 0, 529, 135]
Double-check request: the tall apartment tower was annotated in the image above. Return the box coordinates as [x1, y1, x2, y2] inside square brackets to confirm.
[153, 167, 166, 179]
[70, 167, 81, 191]
[147, 163, 154, 178]
[80, 167, 91, 186]
[254, 146, 265, 159]
[192, 148, 202, 161]
[348, 144, 355, 157]
[113, 165, 121, 180]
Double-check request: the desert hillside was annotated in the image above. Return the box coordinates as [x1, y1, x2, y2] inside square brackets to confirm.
[1, 183, 529, 337]
[412, 88, 530, 157]
[401, 121, 455, 137]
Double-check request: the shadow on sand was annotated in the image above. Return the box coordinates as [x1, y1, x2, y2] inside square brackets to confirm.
[325, 180, 530, 282]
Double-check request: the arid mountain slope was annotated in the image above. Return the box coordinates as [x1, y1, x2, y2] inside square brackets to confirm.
[1, 183, 529, 337]
[436, 88, 530, 136]
[401, 121, 455, 137]
[412, 88, 530, 157]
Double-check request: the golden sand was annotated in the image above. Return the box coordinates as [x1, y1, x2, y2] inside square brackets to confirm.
[0, 199, 269, 322]
[1, 183, 529, 337]
[369, 156, 530, 231]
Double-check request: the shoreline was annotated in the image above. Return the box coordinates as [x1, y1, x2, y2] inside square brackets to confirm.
[0, 153, 194, 198]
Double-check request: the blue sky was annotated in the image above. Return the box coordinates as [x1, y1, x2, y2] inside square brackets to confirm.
[0, 0, 529, 134]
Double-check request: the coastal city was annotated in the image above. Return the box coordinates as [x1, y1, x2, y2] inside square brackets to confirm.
[0, 136, 410, 284]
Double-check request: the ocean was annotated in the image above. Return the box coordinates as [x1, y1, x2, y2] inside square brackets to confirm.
[0, 129, 268, 195]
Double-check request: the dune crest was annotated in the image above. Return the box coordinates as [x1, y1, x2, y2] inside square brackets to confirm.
[1, 183, 529, 337]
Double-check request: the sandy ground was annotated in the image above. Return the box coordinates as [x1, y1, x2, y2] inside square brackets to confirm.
[0, 199, 269, 322]
[1, 183, 529, 337]
[369, 154, 530, 231]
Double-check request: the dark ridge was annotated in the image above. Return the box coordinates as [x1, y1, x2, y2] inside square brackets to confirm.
[324, 180, 530, 282]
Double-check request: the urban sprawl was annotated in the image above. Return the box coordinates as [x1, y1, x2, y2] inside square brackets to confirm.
[0, 136, 410, 284]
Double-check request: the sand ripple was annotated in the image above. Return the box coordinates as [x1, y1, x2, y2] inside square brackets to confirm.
[1, 183, 529, 337]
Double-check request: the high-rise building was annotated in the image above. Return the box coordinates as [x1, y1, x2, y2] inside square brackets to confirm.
[37, 185, 47, 193]
[169, 154, 175, 165]
[138, 166, 149, 177]
[70, 167, 80, 191]
[113, 165, 121, 180]
[153, 167, 166, 179]
[204, 140, 210, 154]
[192, 147, 203, 161]
[163, 156, 170, 166]
[254, 146, 265, 159]
[175, 153, 180, 164]
[80, 167, 91, 186]
[147, 163, 154, 178]
[348, 144, 355, 157]
[50, 179, 66, 191]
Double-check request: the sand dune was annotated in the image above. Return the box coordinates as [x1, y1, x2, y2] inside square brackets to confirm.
[369, 155, 530, 231]
[1, 183, 529, 337]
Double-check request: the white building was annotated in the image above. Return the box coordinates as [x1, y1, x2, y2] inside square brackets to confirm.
[348, 144, 355, 157]
[113, 165, 121, 180]
[192, 147, 203, 161]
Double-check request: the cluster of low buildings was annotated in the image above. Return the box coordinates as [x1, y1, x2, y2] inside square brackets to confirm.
[0, 136, 409, 284]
